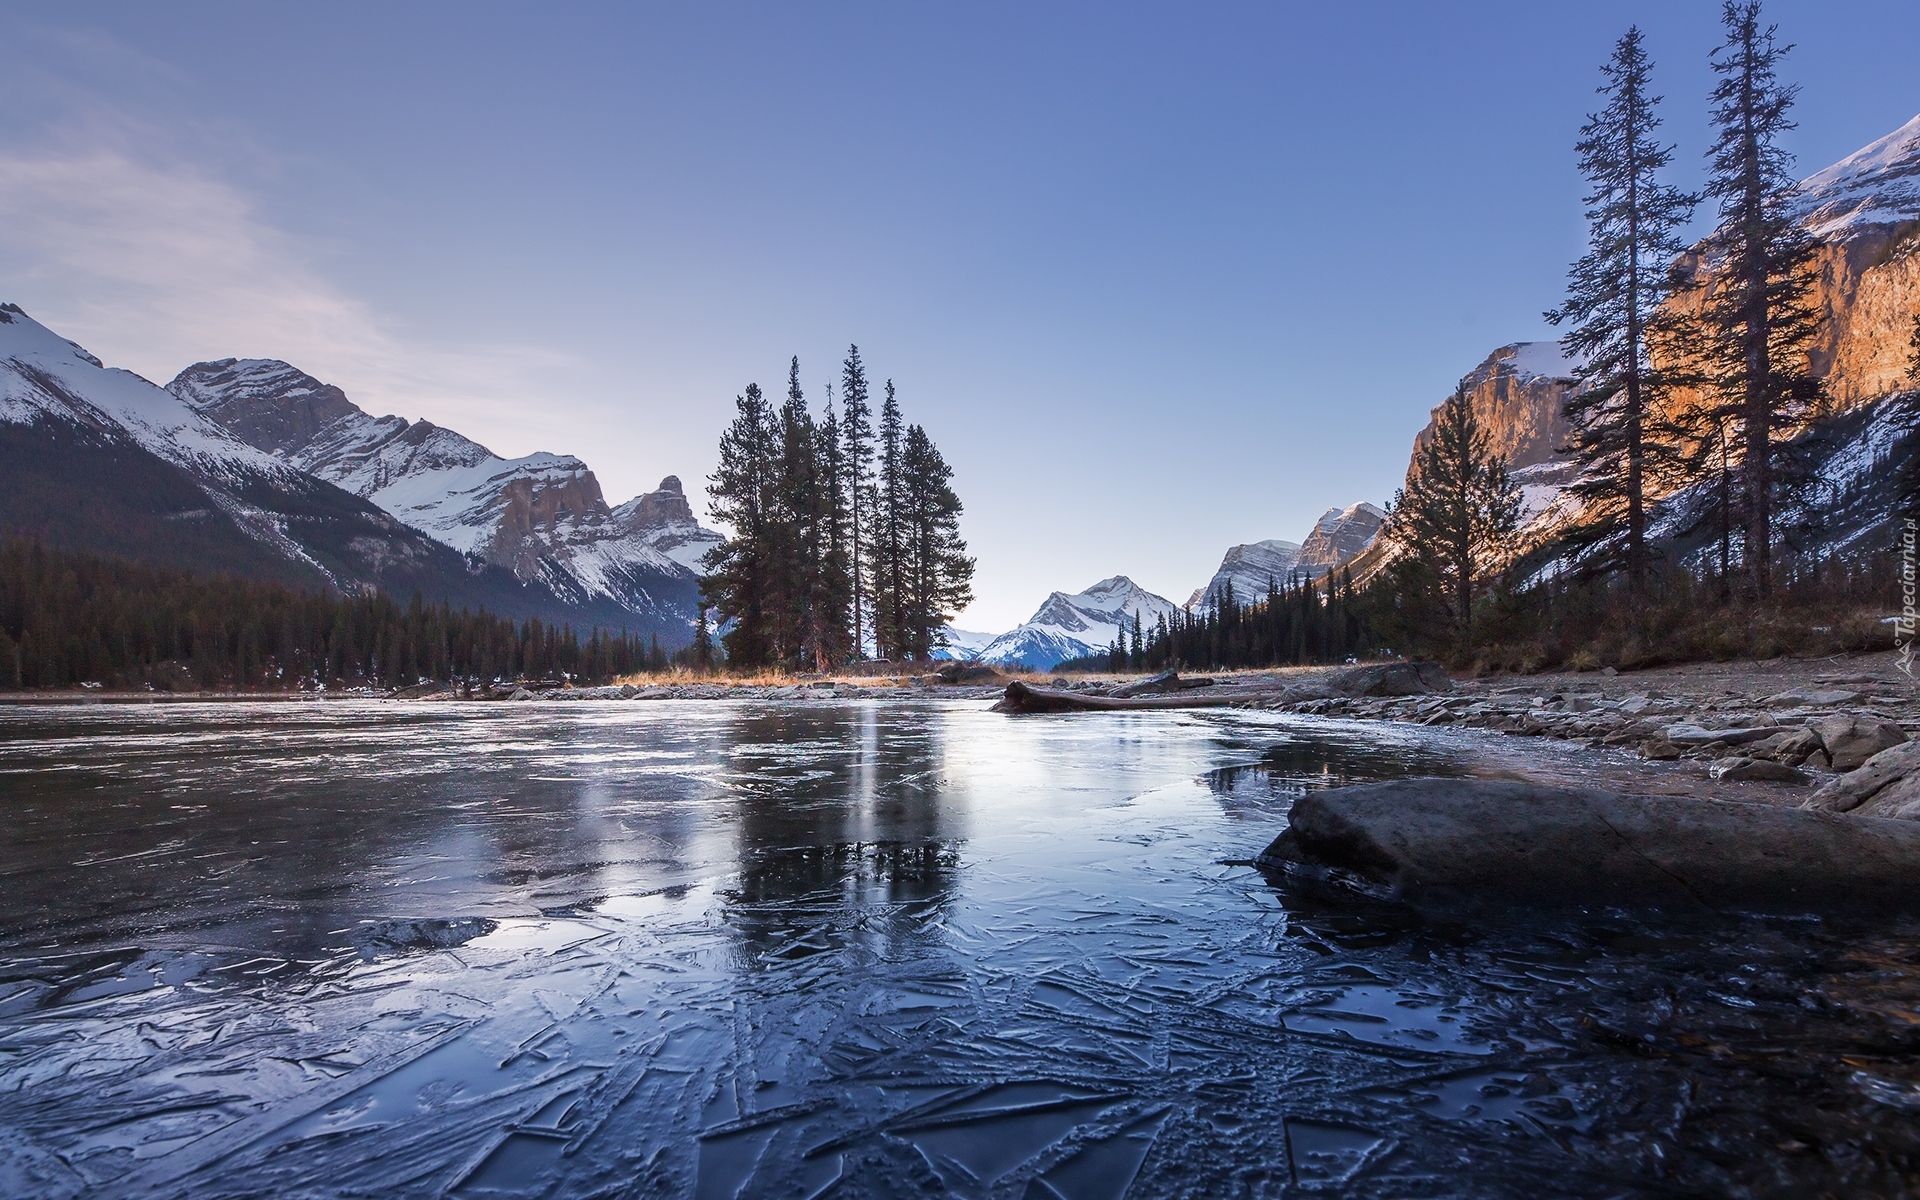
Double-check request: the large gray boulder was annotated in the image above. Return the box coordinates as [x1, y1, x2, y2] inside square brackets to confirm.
[1328, 660, 1449, 697]
[1814, 715, 1908, 771]
[1803, 741, 1920, 814]
[1258, 778, 1920, 911]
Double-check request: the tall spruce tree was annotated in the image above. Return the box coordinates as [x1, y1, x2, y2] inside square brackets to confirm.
[894, 422, 974, 659]
[702, 384, 778, 667]
[813, 383, 853, 667]
[839, 347, 874, 658]
[869, 379, 907, 659]
[771, 357, 824, 669]
[1546, 26, 1697, 593]
[692, 602, 715, 671]
[1387, 384, 1522, 637]
[1687, 0, 1824, 596]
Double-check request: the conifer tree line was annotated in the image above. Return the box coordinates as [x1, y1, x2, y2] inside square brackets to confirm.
[1061, 571, 1370, 673]
[701, 346, 974, 670]
[0, 538, 663, 690]
[1538, 1, 1830, 600]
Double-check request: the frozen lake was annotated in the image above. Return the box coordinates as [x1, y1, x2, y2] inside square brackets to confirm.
[4, 700, 1920, 1197]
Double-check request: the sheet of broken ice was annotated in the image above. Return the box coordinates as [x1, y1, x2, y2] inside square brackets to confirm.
[6, 701, 1920, 1198]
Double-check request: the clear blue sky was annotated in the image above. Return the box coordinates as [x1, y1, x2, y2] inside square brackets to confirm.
[1, 2, 1914, 630]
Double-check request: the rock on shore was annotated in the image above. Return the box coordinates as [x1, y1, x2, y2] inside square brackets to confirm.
[1260, 778, 1920, 912]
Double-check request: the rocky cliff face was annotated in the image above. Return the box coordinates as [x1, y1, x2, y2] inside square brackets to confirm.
[1406, 342, 1579, 475]
[1666, 111, 1919, 418]
[1382, 114, 1920, 576]
[169, 358, 719, 631]
[168, 357, 360, 458]
[1186, 538, 1302, 607]
[1295, 502, 1387, 580]
[1772, 115, 1920, 408]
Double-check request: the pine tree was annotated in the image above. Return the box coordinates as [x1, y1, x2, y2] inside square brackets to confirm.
[895, 423, 974, 658]
[693, 602, 715, 670]
[869, 379, 907, 659]
[1546, 26, 1696, 592]
[813, 384, 853, 667]
[1387, 383, 1522, 638]
[1685, 0, 1825, 596]
[839, 347, 874, 659]
[770, 357, 822, 669]
[702, 383, 778, 667]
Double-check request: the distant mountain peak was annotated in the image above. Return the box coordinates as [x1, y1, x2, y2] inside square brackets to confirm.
[977, 576, 1178, 670]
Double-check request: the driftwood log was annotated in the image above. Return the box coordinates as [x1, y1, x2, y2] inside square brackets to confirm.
[990, 661, 1449, 714]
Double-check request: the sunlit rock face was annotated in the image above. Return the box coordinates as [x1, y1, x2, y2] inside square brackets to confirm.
[1792, 112, 1920, 407]
[1409, 342, 1579, 476]
[171, 359, 718, 631]
[1295, 503, 1387, 581]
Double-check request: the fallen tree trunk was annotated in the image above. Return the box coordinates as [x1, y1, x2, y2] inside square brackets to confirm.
[990, 679, 1273, 713]
[990, 661, 1450, 714]
[1258, 778, 1920, 912]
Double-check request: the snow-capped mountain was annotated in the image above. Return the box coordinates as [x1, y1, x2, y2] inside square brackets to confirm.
[1186, 539, 1301, 608]
[976, 577, 1179, 670]
[170, 358, 718, 630]
[0, 306, 304, 490]
[928, 627, 999, 661]
[0, 306, 544, 613]
[0, 305, 703, 637]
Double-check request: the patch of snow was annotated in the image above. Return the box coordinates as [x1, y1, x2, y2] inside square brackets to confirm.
[1794, 112, 1920, 238]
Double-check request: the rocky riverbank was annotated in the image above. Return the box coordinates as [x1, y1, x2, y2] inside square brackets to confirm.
[1270, 656, 1919, 791]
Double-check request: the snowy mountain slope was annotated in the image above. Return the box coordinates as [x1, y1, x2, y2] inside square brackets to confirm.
[977, 577, 1179, 670]
[0, 305, 693, 634]
[1186, 539, 1302, 608]
[0, 305, 302, 490]
[171, 358, 718, 630]
[1793, 111, 1920, 238]
[927, 627, 999, 661]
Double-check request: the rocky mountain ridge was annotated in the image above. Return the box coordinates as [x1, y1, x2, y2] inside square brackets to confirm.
[169, 357, 718, 633]
[0, 307, 707, 639]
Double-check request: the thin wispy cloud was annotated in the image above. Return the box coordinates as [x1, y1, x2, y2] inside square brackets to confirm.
[0, 135, 580, 451]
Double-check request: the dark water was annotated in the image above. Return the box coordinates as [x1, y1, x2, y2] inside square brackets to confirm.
[3, 701, 1920, 1198]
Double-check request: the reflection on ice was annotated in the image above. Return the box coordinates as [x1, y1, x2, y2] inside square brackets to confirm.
[6, 702, 1920, 1196]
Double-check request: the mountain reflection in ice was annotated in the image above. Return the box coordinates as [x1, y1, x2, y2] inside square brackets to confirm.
[4, 701, 1920, 1198]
